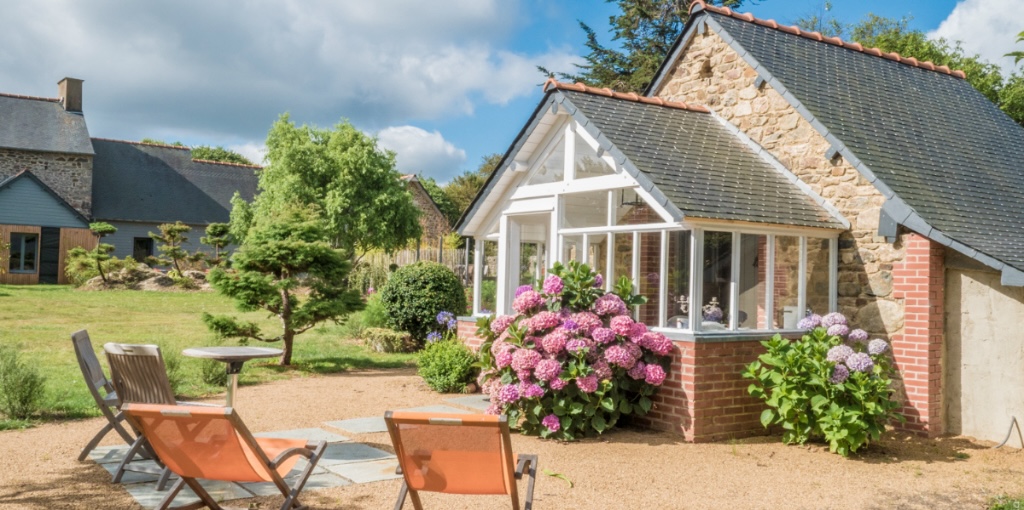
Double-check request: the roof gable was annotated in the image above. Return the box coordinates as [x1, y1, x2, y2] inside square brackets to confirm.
[0, 94, 94, 155]
[90, 139, 259, 225]
[0, 171, 89, 228]
[650, 3, 1024, 284]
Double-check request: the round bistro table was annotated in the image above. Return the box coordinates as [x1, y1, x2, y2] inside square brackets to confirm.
[181, 346, 282, 407]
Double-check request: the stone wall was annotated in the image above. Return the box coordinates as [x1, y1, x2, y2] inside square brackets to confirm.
[407, 179, 451, 248]
[0, 148, 92, 216]
[655, 32, 906, 341]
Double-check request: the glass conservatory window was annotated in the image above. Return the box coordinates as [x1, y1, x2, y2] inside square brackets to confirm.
[637, 232, 662, 326]
[664, 231, 692, 329]
[613, 189, 660, 225]
[574, 132, 615, 179]
[612, 233, 633, 287]
[562, 235, 583, 263]
[586, 234, 609, 274]
[701, 231, 732, 331]
[806, 238, 831, 315]
[526, 140, 565, 185]
[480, 240, 498, 314]
[773, 236, 801, 329]
[563, 191, 610, 229]
[737, 234, 768, 330]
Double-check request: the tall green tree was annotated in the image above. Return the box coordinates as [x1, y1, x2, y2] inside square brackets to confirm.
[442, 153, 501, 222]
[191, 145, 255, 165]
[202, 206, 363, 365]
[1008, 30, 1024, 64]
[200, 223, 232, 266]
[244, 115, 421, 262]
[543, 0, 744, 93]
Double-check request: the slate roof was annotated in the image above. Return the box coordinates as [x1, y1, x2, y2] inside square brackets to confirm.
[90, 139, 259, 225]
[559, 88, 844, 229]
[0, 94, 93, 155]
[665, 4, 1024, 277]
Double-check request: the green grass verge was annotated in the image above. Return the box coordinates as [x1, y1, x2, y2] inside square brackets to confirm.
[991, 496, 1024, 510]
[0, 285, 416, 427]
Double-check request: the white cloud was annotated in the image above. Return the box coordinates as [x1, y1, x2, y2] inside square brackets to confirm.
[0, 0, 578, 145]
[227, 143, 268, 166]
[377, 125, 467, 182]
[928, 0, 1024, 74]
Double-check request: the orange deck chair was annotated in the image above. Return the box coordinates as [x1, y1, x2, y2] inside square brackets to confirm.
[384, 411, 538, 510]
[121, 403, 326, 510]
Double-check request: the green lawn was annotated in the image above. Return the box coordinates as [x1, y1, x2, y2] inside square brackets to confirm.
[0, 285, 416, 426]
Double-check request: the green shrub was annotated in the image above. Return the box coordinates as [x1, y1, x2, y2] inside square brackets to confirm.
[363, 328, 417, 353]
[743, 313, 902, 457]
[418, 339, 478, 393]
[349, 259, 391, 294]
[379, 262, 466, 341]
[162, 349, 186, 396]
[338, 294, 390, 339]
[200, 358, 228, 387]
[0, 345, 46, 420]
[64, 252, 142, 286]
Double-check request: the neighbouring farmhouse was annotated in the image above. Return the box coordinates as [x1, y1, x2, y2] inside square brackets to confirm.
[0, 77, 259, 283]
[401, 174, 452, 253]
[456, 1, 1024, 444]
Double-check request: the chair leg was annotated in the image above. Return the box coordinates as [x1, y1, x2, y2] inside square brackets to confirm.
[156, 466, 174, 491]
[408, 488, 424, 510]
[278, 442, 326, 510]
[79, 422, 115, 461]
[180, 477, 222, 510]
[393, 481, 409, 510]
[110, 411, 138, 446]
[112, 436, 147, 483]
[516, 454, 538, 510]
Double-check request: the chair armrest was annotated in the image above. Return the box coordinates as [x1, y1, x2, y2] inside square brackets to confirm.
[269, 440, 326, 468]
[515, 454, 538, 480]
[174, 400, 222, 407]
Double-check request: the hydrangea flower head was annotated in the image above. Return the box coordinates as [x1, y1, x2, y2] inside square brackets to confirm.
[821, 312, 848, 328]
[542, 414, 561, 432]
[830, 363, 850, 384]
[497, 384, 520, 404]
[592, 360, 612, 380]
[797, 314, 822, 330]
[592, 327, 616, 344]
[511, 349, 541, 372]
[827, 324, 850, 337]
[848, 328, 869, 343]
[541, 330, 568, 354]
[542, 275, 564, 295]
[549, 377, 568, 390]
[593, 274, 604, 288]
[534, 359, 562, 382]
[526, 311, 560, 333]
[868, 338, 890, 355]
[495, 349, 514, 369]
[561, 319, 579, 332]
[514, 285, 534, 298]
[594, 293, 628, 316]
[604, 345, 636, 369]
[642, 332, 673, 356]
[570, 312, 602, 335]
[826, 345, 855, 363]
[489, 313, 516, 335]
[566, 339, 588, 354]
[846, 352, 874, 373]
[576, 375, 598, 393]
[644, 364, 667, 385]
[627, 361, 647, 380]
[519, 382, 545, 399]
[512, 290, 544, 314]
[628, 322, 648, 342]
[610, 315, 635, 336]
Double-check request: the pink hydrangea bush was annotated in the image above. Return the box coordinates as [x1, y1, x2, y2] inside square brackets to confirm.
[475, 261, 672, 440]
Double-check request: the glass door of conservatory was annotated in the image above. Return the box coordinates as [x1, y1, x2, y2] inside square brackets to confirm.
[503, 213, 549, 311]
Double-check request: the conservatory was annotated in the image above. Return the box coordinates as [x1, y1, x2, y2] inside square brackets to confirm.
[458, 81, 848, 338]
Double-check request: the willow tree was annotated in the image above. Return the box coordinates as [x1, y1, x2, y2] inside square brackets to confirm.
[203, 206, 363, 365]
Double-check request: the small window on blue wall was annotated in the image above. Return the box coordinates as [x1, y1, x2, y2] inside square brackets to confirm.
[133, 237, 154, 261]
[10, 233, 38, 273]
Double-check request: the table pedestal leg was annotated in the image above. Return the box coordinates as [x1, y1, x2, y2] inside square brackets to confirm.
[225, 361, 245, 408]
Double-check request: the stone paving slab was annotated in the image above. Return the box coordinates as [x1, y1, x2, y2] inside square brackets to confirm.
[253, 427, 349, 442]
[319, 442, 394, 467]
[241, 472, 352, 497]
[325, 405, 470, 434]
[324, 458, 402, 484]
[98, 458, 162, 484]
[88, 444, 137, 465]
[445, 394, 491, 411]
[125, 478, 253, 510]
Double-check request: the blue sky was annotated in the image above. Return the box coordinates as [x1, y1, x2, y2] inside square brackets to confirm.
[0, 0, 1018, 183]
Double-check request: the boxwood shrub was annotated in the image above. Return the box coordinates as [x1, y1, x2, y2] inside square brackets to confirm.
[379, 262, 466, 342]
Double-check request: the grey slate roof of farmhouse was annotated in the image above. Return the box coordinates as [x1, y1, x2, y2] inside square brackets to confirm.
[91, 139, 259, 225]
[560, 89, 844, 229]
[658, 4, 1024, 279]
[0, 95, 94, 155]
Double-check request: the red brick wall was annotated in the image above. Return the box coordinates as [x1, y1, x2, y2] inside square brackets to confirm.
[639, 340, 767, 442]
[458, 319, 485, 351]
[892, 233, 945, 436]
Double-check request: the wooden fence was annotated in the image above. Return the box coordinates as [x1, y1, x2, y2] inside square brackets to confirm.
[358, 242, 472, 288]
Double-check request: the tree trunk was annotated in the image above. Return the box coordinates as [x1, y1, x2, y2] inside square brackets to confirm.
[279, 288, 293, 365]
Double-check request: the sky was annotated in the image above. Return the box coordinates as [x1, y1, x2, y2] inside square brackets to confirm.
[1, 0, 1021, 183]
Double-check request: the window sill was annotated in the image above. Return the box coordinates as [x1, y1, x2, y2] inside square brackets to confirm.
[652, 327, 806, 343]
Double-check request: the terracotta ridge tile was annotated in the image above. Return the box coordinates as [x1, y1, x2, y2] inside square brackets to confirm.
[91, 137, 192, 150]
[687, 0, 967, 79]
[192, 158, 262, 169]
[0, 92, 61, 103]
[543, 78, 710, 113]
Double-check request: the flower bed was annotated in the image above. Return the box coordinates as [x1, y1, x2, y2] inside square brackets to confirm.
[477, 262, 672, 440]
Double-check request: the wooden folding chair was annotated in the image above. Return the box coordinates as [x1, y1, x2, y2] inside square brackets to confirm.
[71, 330, 138, 461]
[384, 411, 538, 510]
[122, 403, 326, 510]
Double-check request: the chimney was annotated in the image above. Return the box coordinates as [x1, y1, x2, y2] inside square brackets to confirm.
[58, 77, 83, 112]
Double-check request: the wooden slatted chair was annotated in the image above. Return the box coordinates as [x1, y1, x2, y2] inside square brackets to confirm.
[122, 403, 326, 510]
[71, 330, 138, 461]
[384, 411, 538, 510]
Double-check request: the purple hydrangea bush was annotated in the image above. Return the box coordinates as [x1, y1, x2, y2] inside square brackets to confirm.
[475, 261, 672, 440]
[743, 312, 902, 457]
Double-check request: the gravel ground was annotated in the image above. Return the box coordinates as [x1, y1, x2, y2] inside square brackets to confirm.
[2, 368, 1023, 510]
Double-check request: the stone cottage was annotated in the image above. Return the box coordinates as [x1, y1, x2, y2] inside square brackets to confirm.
[400, 174, 453, 255]
[455, 1, 1024, 444]
[0, 78, 259, 283]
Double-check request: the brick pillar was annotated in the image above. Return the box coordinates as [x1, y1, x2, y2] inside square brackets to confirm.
[892, 233, 945, 436]
[457, 318, 485, 351]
